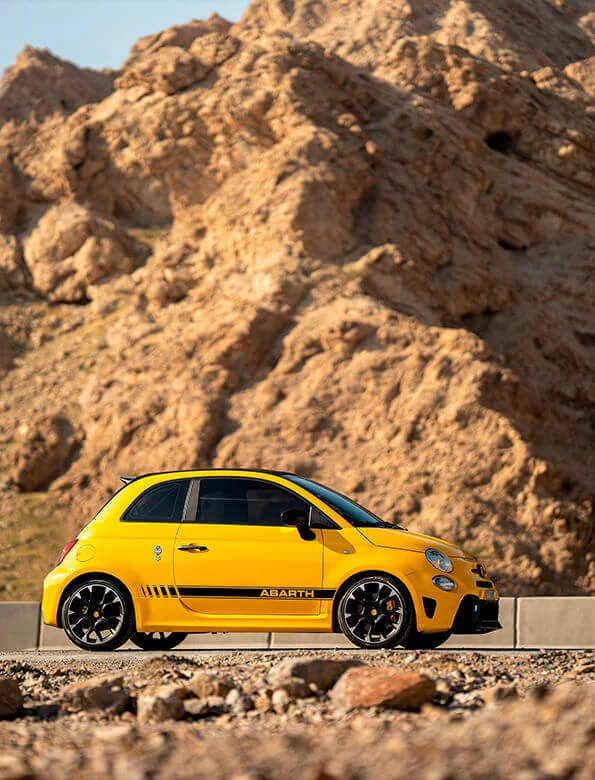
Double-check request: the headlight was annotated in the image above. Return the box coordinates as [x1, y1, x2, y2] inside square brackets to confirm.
[425, 548, 453, 573]
[432, 575, 456, 592]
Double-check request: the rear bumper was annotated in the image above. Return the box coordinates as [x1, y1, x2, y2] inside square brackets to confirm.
[452, 595, 501, 634]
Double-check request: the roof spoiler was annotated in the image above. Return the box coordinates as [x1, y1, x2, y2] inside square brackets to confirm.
[119, 475, 137, 484]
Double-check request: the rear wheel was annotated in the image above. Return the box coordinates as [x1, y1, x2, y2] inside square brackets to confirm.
[337, 575, 414, 649]
[130, 631, 188, 650]
[400, 630, 451, 650]
[61, 578, 134, 651]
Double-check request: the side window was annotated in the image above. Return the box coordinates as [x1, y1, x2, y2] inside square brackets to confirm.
[197, 478, 308, 526]
[122, 480, 189, 522]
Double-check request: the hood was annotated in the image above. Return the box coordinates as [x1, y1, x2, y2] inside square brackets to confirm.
[357, 527, 473, 560]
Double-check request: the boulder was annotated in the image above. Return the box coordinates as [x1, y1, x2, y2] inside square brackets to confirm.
[23, 203, 143, 303]
[0, 677, 24, 719]
[11, 413, 78, 491]
[331, 668, 436, 711]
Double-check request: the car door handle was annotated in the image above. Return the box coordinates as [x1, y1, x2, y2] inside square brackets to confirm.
[177, 544, 209, 552]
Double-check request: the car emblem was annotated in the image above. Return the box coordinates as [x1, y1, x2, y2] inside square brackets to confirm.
[153, 545, 162, 555]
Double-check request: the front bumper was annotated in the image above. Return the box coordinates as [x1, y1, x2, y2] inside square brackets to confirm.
[451, 595, 501, 634]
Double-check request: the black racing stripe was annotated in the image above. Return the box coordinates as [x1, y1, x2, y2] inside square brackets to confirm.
[146, 585, 153, 598]
[141, 585, 146, 597]
[168, 585, 178, 597]
[160, 586, 168, 597]
[177, 587, 336, 600]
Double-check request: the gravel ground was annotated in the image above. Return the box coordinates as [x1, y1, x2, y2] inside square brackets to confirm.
[0, 649, 594, 779]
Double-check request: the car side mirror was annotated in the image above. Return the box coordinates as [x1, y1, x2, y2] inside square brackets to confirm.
[281, 508, 309, 528]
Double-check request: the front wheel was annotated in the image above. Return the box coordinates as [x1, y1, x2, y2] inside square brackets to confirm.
[130, 631, 188, 650]
[400, 630, 451, 650]
[337, 575, 414, 649]
[61, 578, 134, 651]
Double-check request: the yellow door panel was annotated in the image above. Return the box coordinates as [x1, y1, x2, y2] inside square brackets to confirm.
[174, 523, 324, 615]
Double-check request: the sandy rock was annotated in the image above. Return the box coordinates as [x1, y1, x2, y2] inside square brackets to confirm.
[187, 672, 235, 699]
[331, 668, 437, 711]
[23, 203, 143, 303]
[116, 47, 209, 95]
[481, 683, 519, 705]
[0, 47, 113, 125]
[11, 413, 78, 491]
[0, 677, 24, 719]
[125, 13, 231, 65]
[0, 235, 28, 292]
[225, 688, 254, 713]
[271, 688, 291, 714]
[137, 685, 186, 723]
[60, 673, 128, 714]
[184, 696, 227, 718]
[269, 657, 365, 698]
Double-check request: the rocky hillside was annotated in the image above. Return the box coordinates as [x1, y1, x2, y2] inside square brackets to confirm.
[0, 1, 593, 598]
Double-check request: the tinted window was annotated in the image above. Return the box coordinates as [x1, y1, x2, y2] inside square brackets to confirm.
[284, 475, 401, 529]
[197, 478, 308, 526]
[123, 480, 189, 522]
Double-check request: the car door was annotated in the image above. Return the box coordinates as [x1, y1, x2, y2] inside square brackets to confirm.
[173, 476, 324, 616]
[114, 478, 190, 598]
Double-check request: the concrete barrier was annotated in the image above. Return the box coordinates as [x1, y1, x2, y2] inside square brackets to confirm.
[517, 597, 595, 649]
[1, 597, 594, 651]
[0, 602, 40, 651]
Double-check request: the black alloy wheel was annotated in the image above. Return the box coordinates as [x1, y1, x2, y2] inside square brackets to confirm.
[61, 578, 134, 651]
[129, 631, 188, 650]
[337, 575, 413, 649]
[399, 630, 452, 650]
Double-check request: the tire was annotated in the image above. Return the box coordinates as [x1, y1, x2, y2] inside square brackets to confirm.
[130, 631, 188, 651]
[61, 578, 134, 651]
[337, 574, 414, 649]
[400, 630, 451, 650]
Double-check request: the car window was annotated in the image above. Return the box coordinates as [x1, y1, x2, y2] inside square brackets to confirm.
[196, 478, 309, 526]
[122, 480, 189, 522]
[284, 475, 402, 529]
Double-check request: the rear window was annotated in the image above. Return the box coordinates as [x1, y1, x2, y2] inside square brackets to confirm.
[122, 480, 189, 523]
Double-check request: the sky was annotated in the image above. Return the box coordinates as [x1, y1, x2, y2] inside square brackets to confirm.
[0, 0, 251, 76]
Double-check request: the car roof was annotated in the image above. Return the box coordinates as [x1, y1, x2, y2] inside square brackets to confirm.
[120, 468, 298, 484]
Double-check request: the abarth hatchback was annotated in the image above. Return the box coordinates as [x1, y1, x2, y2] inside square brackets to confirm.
[42, 470, 500, 651]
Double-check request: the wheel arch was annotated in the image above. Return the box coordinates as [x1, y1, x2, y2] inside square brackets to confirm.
[331, 569, 418, 633]
[56, 571, 137, 629]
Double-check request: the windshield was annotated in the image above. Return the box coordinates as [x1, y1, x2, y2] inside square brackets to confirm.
[284, 475, 403, 529]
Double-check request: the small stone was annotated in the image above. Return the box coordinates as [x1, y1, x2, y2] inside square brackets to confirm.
[331, 668, 436, 711]
[184, 695, 227, 718]
[269, 657, 364, 698]
[225, 688, 254, 713]
[187, 672, 235, 698]
[137, 685, 185, 723]
[0, 753, 31, 779]
[0, 677, 23, 719]
[482, 684, 519, 705]
[271, 688, 290, 714]
[60, 673, 128, 714]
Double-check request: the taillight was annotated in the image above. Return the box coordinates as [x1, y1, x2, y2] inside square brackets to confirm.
[57, 539, 78, 565]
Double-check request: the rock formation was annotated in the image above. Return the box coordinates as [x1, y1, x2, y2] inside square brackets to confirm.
[0, 0, 593, 597]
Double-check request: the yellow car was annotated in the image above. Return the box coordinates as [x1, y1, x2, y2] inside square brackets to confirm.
[42, 470, 500, 651]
